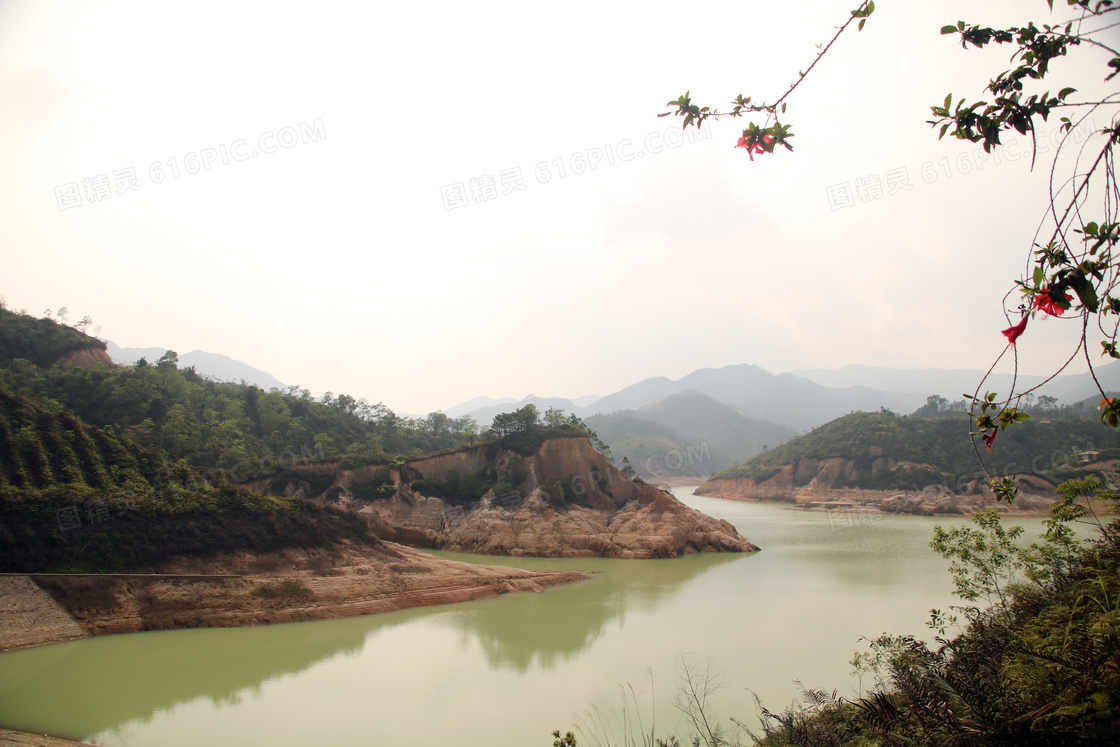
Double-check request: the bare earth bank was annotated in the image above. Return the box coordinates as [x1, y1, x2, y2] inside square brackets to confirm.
[0, 540, 591, 654]
[0, 728, 100, 747]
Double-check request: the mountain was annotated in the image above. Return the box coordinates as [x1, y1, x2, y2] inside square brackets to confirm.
[790, 362, 1120, 406]
[578, 376, 681, 416]
[583, 364, 927, 432]
[696, 408, 1120, 515]
[586, 391, 799, 477]
[582, 412, 706, 479]
[443, 395, 518, 419]
[105, 341, 286, 391]
[461, 394, 588, 428]
[638, 390, 799, 460]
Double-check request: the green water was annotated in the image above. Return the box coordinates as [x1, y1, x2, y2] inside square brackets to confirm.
[0, 491, 1058, 746]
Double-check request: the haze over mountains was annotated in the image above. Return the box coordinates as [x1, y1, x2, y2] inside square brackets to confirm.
[445, 361, 1120, 478]
[790, 363, 1120, 405]
[100, 336, 1120, 480]
[452, 362, 1120, 428]
[105, 341, 286, 391]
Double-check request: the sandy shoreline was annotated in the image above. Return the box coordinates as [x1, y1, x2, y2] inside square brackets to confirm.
[0, 541, 592, 654]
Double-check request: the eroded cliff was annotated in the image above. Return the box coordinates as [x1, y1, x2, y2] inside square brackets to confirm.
[695, 454, 1084, 515]
[269, 437, 758, 557]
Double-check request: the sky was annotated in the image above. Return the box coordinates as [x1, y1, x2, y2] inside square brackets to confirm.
[1, 1, 1117, 415]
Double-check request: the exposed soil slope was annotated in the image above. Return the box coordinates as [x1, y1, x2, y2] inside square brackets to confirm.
[270, 437, 758, 557]
[0, 541, 590, 652]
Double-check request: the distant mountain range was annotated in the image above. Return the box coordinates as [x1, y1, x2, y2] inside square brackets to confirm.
[445, 361, 1120, 479]
[790, 363, 1120, 404]
[105, 341, 286, 391]
[586, 391, 799, 477]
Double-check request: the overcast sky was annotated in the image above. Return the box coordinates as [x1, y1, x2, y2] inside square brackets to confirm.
[2, 1, 1117, 414]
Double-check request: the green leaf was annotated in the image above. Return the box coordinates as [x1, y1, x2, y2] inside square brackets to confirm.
[941, 25, 958, 34]
[1033, 266, 1045, 285]
[1058, 87, 1077, 98]
[1078, 284, 1099, 312]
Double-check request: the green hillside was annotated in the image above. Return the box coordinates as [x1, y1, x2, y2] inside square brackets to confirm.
[0, 387, 374, 573]
[0, 308, 107, 368]
[583, 413, 710, 478]
[0, 307, 609, 573]
[0, 307, 480, 473]
[587, 391, 798, 477]
[716, 409, 1120, 491]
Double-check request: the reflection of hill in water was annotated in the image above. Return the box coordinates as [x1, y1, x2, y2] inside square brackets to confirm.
[0, 605, 431, 739]
[431, 552, 747, 672]
[0, 553, 750, 739]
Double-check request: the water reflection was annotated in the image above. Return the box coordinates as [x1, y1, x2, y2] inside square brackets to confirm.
[431, 553, 745, 672]
[0, 543, 745, 739]
[0, 607, 429, 738]
[0, 490, 1032, 747]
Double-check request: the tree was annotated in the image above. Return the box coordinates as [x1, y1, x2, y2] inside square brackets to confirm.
[156, 350, 179, 372]
[490, 404, 540, 438]
[663, 0, 1120, 499]
[543, 406, 568, 428]
[913, 394, 950, 418]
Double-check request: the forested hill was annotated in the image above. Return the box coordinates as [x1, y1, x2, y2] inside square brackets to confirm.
[0, 308, 483, 474]
[0, 306, 110, 369]
[714, 407, 1120, 492]
[0, 306, 611, 572]
[0, 306, 479, 572]
[0, 387, 375, 573]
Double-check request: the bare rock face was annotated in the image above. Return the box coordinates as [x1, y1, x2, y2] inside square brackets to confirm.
[696, 456, 1067, 516]
[281, 437, 758, 558]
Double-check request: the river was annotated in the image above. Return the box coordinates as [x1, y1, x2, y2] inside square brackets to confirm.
[0, 490, 1057, 746]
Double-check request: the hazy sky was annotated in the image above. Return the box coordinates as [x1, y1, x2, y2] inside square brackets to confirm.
[2, 1, 1117, 414]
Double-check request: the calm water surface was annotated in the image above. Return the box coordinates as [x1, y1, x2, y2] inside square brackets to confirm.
[0, 491, 1057, 746]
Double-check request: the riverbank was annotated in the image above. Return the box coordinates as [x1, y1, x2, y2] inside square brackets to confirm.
[0, 728, 98, 747]
[0, 540, 591, 653]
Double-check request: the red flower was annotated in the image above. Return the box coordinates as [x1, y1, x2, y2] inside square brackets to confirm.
[735, 134, 774, 161]
[1001, 316, 1028, 344]
[981, 430, 996, 453]
[1032, 286, 1071, 317]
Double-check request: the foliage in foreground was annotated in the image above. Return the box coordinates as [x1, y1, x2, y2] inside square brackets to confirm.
[552, 477, 1120, 746]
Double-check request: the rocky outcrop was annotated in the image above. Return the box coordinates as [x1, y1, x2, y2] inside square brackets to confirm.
[696, 456, 1064, 515]
[275, 437, 758, 558]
